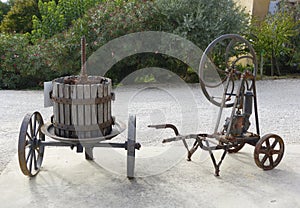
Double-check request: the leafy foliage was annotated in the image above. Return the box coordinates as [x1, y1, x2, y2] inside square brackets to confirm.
[0, 0, 39, 33]
[0, 0, 249, 89]
[249, 11, 299, 75]
[31, 0, 66, 40]
[31, 0, 101, 41]
[0, 1, 10, 23]
[155, 0, 249, 49]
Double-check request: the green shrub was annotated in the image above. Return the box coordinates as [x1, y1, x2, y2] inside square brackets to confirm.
[31, 0, 102, 42]
[0, 0, 249, 89]
[155, 0, 249, 49]
[0, 0, 38, 33]
[0, 34, 29, 89]
[0, 33, 77, 89]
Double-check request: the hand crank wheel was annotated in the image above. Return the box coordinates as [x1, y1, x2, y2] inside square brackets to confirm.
[127, 115, 137, 179]
[254, 134, 284, 170]
[18, 112, 45, 177]
[199, 34, 258, 107]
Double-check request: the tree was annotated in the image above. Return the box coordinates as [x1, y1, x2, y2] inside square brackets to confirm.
[249, 11, 299, 76]
[31, 0, 66, 40]
[0, 1, 10, 23]
[155, 0, 249, 49]
[31, 0, 101, 41]
[0, 0, 39, 33]
[280, 1, 300, 70]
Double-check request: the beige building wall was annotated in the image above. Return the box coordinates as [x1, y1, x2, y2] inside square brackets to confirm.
[253, 0, 271, 19]
[235, 0, 271, 20]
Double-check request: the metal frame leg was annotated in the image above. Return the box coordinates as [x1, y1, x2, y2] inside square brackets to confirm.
[205, 140, 228, 176]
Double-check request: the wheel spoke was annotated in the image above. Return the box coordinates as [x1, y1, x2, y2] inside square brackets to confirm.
[269, 156, 274, 167]
[26, 149, 33, 163]
[261, 154, 268, 165]
[259, 148, 268, 154]
[29, 149, 34, 173]
[272, 149, 283, 155]
[26, 132, 33, 141]
[33, 114, 37, 137]
[265, 138, 271, 149]
[35, 125, 42, 138]
[271, 140, 278, 149]
[33, 149, 38, 170]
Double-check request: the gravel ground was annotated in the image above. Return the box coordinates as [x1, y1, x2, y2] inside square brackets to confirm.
[0, 79, 300, 208]
[0, 79, 300, 174]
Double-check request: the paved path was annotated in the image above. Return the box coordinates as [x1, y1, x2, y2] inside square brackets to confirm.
[0, 79, 300, 207]
[1, 144, 299, 208]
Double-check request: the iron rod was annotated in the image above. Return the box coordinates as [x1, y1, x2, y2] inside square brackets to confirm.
[252, 80, 260, 136]
[40, 141, 127, 149]
[214, 74, 231, 134]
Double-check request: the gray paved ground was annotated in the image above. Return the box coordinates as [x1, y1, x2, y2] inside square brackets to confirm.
[0, 79, 300, 207]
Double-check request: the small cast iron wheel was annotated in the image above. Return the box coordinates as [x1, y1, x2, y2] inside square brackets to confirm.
[199, 34, 258, 107]
[127, 115, 137, 179]
[228, 141, 245, 153]
[254, 134, 284, 170]
[18, 112, 45, 177]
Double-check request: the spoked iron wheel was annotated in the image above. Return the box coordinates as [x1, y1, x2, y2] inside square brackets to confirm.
[18, 112, 45, 176]
[199, 34, 258, 107]
[254, 134, 284, 170]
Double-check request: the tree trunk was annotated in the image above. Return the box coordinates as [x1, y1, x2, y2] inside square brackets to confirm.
[270, 55, 274, 76]
[275, 57, 281, 76]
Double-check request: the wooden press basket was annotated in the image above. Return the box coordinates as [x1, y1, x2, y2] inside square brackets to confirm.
[51, 75, 114, 139]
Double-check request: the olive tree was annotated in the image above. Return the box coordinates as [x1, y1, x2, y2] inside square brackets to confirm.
[249, 11, 299, 76]
[0, 0, 39, 33]
[31, 0, 101, 41]
[156, 0, 249, 49]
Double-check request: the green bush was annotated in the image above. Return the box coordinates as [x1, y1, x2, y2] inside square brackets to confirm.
[0, 0, 39, 33]
[0, 33, 78, 89]
[0, 34, 29, 89]
[31, 0, 102, 42]
[0, 0, 249, 89]
[156, 0, 248, 49]
[249, 12, 299, 76]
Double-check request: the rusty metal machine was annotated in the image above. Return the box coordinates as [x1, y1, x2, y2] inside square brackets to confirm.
[149, 34, 285, 176]
[18, 34, 284, 178]
[18, 37, 141, 179]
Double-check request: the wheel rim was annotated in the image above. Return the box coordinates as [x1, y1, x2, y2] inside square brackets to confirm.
[254, 134, 284, 170]
[199, 34, 258, 107]
[18, 112, 45, 176]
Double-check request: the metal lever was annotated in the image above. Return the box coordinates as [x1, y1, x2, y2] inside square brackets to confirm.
[148, 124, 179, 136]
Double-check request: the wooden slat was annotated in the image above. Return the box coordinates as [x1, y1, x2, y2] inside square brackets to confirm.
[103, 82, 108, 135]
[97, 84, 104, 136]
[64, 85, 70, 138]
[84, 84, 91, 138]
[52, 82, 59, 136]
[91, 84, 98, 137]
[58, 83, 65, 137]
[71, 85, 77, 138]
[108, 80, 112, 125]
[77, 85, 84, 139]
